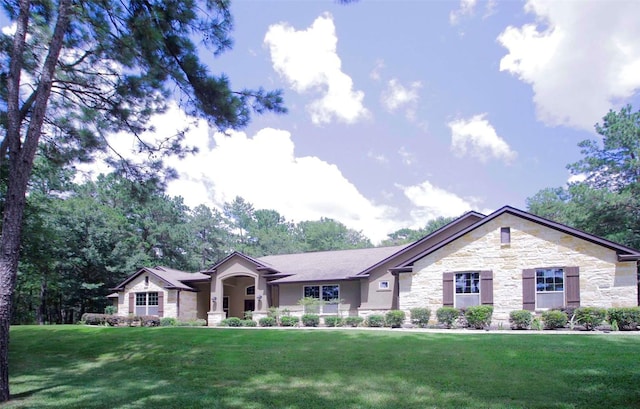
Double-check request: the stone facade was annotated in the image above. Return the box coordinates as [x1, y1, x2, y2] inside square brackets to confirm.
[399, 213, 638, 324]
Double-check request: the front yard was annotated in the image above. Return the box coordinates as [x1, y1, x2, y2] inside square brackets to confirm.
[6, 326, 640, 408]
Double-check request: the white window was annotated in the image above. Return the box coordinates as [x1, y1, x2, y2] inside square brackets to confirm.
[455, 272, 480, 308]
[536, 268, 564, 308]
[135, 292, 159, 316]
[378, 280, 390, 290]
[303, 285, 340, 314]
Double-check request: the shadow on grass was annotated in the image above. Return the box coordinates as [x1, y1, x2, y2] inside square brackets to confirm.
[6, 326, 640, 408]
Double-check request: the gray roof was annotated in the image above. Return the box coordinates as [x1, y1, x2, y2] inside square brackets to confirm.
[113, 266, 210, 292]
[260, 245, 408, 283]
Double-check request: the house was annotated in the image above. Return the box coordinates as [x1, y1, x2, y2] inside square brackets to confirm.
[110, 206, 640, 325]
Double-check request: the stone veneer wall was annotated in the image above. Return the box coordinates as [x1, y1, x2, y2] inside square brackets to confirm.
[399, 213, 638, 324]
[117, 274, 177, 318]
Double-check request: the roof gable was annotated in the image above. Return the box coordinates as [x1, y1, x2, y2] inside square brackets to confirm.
[204, 251, 270, 274]
[394, 206, 640, 270]
[112, 266, 209, 291]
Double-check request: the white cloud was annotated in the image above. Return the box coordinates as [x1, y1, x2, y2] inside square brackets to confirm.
[448, 114, 517, 164]
[398, 180, 482, 227]
[367, 150, 389, 164]
[381, 79, 422, 120]
[370, 59, 385, 81]
[398, 146, 416, 166]
[498, 0, 640, 130]
[264, 13, 369, 125]
[450, 0, 477, 25]
[164, 124, 400, 243]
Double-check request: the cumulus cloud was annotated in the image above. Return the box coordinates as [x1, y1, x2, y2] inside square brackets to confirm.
[450, 0, 477, 25]
[498, 0, 640, 130]
[381, 79, 422, 120]
[264, 13, 369, 125]
[448, 114, 517, 164]
[398, 180, 482, 227]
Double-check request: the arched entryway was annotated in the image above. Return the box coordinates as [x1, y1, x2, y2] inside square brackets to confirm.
[220, 275, 257, 319]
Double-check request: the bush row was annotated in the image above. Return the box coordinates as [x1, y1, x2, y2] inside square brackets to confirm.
[159, 317, 207, 327]
[507, 306, 640, 331]
[81, 313, 160, 327]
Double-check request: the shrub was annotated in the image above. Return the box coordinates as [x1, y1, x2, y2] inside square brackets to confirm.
[344, 316, 364, 327]
[324, 316, 343, 327]
[385, 310, 406, 328]
[176, 319, 207, 327]
[241, 319, 257, 327]
[279, 316, 299, 327]
[509, 310, 533, 330]
[160, 317, 178, 327]
[259, 317, 277, 327]
[140, 316, 160, 327]
[464, 306, 493, 329]
[574, 307, 607, 331]
[221, 317, 242, 327]
[244, 311, 253, 320]
[607, 307, 640, 330]
[436, 307, 460, 328]
[105, 315, 123, 326]
[541, 310, 568, 329]
[81, 313, 107, 325]
[104, 305, 117, 315]
[532, 317, 543, 331]
[301, 314, 320, 327]
[365, 314, 385, 327]
[410, 308, 431, 328]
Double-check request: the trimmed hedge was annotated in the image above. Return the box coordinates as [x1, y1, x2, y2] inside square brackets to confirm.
[607, 307, 640, 330]
[509, 310, 532, 330]
[301, 314, 320, 327]
[241, 319, 257, 327]
[385, 310, 406, 328]
[410, 308, 431, 328]
[324, 316, 343, 327]
[344, 316, 364, 327]
[366, 314, 385, 327]
[436, 307, 459, 328]
[220, 317, 242, 327]
[280, 316, 299, 327]
[541, 310, 568, 329]
[464, 306, 493, 329]
[574, 307, 606, 331]
[259, 317, 277, 327]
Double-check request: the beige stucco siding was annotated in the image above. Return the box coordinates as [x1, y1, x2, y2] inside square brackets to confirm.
[179, 291, 198, 320]
[400, 213, 638, 323]
[277, 280, 361, 316]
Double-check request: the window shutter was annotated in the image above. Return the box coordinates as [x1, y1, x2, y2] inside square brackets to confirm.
[480, 271, 493, 305]
[522, 269, 535, 311]
[565, 266, 580, 308]
[128, 293, 134, 314]
[443, 272, 454, 307]
[158, 292, 164, 317]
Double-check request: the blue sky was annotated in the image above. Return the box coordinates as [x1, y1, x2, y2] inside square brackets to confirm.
[94, 1, 640, 242]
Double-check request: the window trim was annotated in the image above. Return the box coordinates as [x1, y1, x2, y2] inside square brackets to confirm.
[535, 267, 565, 309]
[134, 291, 159, 315]
[500, 227, 511, 245]
[302, 284, 340, 314]
[454, 272, 481, 308]
[245, 285, 255, 296]
[378, 280, 390, 290]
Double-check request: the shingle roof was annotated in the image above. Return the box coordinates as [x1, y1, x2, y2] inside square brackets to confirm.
[112, 266, 210, 292]
[260, 245, 408, 283]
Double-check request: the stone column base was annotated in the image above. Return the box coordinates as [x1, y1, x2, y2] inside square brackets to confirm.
[252, 311, 268, 322]
[207, 311, 226, 327]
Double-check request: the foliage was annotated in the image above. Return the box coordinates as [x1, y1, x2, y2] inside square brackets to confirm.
[381, 216, 458, 246]
[258, 317, 277, 327]
[607, 307, 640, 330]
[464, 306, 493, 329]
[385, 310, 406, 328]
[175, 319, 207, 327]
[574, 307, 607, 331]
[104, 306, 117, 315]
[509, 310, 533, 330]
[81, 313, 109, 326]
[297, 218, 372, 251]
[220, 317, 243, 327]
[9, 326, 640, 408]
[410, 308, 431, 328]
[324, 316, 343, 327]
[344, 316, 364, 327]
[301, 314, 320, 327]
[541, 310, 568, 330]
[436, 307, 460, 328]
[243, 311, 253, 320]
[139, 316, 160, 327]
[279, 316, 299, 327]
[610, 320, 619, 331]
[298, 297, 322, 314]
[365, 314, 385, 328]
[240, 320, 257, 327]
[160, 317, 178, 327]
[531, 318, 543, 331]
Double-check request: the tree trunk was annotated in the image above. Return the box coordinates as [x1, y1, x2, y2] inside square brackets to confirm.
[0, 0, 72, 401]
[37, 277, 47, 325]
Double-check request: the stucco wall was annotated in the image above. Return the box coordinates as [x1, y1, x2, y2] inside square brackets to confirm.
[399, 213, 638, 323]
[277, 280, 360, 316]
[179, 291, 198, 320]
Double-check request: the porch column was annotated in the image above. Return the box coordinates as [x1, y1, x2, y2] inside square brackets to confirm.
[207, 275, 225, 326]
[253, 275, 268, 322]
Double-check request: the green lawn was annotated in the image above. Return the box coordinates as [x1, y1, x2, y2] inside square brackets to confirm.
[6, 326, 640, 408]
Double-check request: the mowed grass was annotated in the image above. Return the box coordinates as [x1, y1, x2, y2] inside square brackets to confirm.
[6, 326, 640, 409]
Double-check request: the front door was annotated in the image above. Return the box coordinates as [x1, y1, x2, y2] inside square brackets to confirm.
[244, 299, 255, 314]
